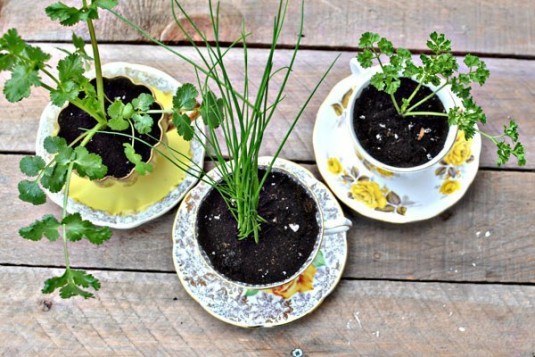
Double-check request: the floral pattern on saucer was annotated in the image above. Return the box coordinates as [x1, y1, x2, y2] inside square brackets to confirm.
[173, 158, 348, 328]
[313, 75, 482, 223]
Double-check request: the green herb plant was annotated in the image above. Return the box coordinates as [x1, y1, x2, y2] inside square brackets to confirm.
[0, 0, 195, 299]
[356, 32, 525, 166]
[104, 0, 338, 242]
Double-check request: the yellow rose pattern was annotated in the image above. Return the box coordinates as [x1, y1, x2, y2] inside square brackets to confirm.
[436, 131, 474, 196]
[350, 181, 387, 209]
[327, 157, 408, 215]
[439, 180, 461, 195]
[245, 251, 326, 300]
[327, 157, 343, 175]
[444, 131, 472, 166]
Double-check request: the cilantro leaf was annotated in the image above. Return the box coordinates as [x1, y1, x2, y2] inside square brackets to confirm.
[132, 93, 154, 112]
[19, 215, 60, 241]
[43, 136, 69, 154]
[107, 100, 133, 131]
[57, 53, 85, 83]
[132, 113, 153, 134]
[124, 143, 152, 175]
[173, 112, 194, 141]
[42, 269, 100, 299]
[0, 28, 26, 55]
[174, 83, 198, 111]
[3, 64, 41, 102]
[72, 33, 92, 60]
[45, 3, 85, 26]
[62, 212, 112, 245]
[20, 155, 46, 177]
[73, 146, 108, 179]
[18, 180, 46, 205]
[50, 80, 80, 106]
[40, 164, 69, 193]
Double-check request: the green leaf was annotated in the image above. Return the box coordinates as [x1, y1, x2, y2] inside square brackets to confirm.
[50, 80, 80, 107]
[73, 146, 107, 179]
[3, 64, 41, 102]
[0, 28, 26, 54]
[200, 91, 224, 128]
[132, 93, 154, 112]
[92, 0, 119, 10]
[19, 215, 60, 241]
[43, 136, 69, 154]
[45, 2, 84, 26]
[20, 155, 46, 177]
[62, 213, 112, 245]
[173, 83, 198, 111]
[359, 32, 380, 48]
[42, 269, 100, 299]
[513, 142, 526, 166]
[504, 120, 519, 142]
[377, 38, 394, 55]
[40, 164, 68, 193]
[18, 180, 46, 205]
[72, 33, 91, 59]
[357, 50, 374, 68]
[132, 113, 153, 134]
[107, 100, 132, 131]
[173, 112, 195, 141]
[57, 53, 85, 82]
[123, 143, 152, 175]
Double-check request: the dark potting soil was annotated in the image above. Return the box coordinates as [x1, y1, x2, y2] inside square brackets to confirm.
[197, 169, 320, 285]
[57, 77, 163, 178]
[352, 78, 449, 167]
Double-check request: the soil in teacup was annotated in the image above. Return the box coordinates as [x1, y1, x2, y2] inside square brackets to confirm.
[57, 77, 163, 178]
[352, 78, 449, 168]
[197, 169, 320, 285]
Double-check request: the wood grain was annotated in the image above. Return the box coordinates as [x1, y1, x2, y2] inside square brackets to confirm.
[1, 44, 534, 169]
[2, 155, 534, 284]
[0, 0, 534, 55]
[1, 266, 534, 355]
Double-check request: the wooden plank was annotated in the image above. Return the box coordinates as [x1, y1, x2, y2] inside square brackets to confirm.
[1, 266, 534, 355]
[1, 0, 534, 55]
[1, 44, 534, 169]
[1, 155, 534, 284]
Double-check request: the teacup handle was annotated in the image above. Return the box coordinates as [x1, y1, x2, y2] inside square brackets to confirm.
[350, 58, 365, 76]
[324, 218, 353, 235]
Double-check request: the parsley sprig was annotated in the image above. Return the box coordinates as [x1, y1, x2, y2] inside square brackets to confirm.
[357, 32, 525, 166]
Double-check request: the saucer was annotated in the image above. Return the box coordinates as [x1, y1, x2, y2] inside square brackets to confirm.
[172, 159, 348, 328]
[313, 75, 482, 223]
[35, 63, 205, 229]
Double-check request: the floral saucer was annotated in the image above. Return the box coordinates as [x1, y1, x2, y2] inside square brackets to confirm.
[172, 159, 348, 328]
[313, 75, 482, 223]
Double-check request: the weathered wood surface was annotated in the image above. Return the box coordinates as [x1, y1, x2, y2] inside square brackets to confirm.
[1, 44, 534, 169]
[1, 266, 534, 355]
[2, 155, 534, 283]
[1, 0, 534, 56]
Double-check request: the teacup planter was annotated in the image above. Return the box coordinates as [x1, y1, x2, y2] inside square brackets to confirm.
[173, 158, 351, 327]
[36, 62, 205, 229]
[314, 32, 525, 223]
[347, 63, 459, 174]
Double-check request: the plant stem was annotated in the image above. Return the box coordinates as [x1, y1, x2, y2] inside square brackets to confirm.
[405, 111, 448, 117]
[61, 161, 75, 275]
[405, 83, 447, 113]
[83, 0, 106, 117]
[402, 81, 422, 113]
[371, 49, 401, 114]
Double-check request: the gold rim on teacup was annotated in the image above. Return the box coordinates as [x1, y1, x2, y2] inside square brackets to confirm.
[191, 157, 352, 291]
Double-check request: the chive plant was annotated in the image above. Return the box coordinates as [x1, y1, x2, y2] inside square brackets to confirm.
[108, 0, 338, 242]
